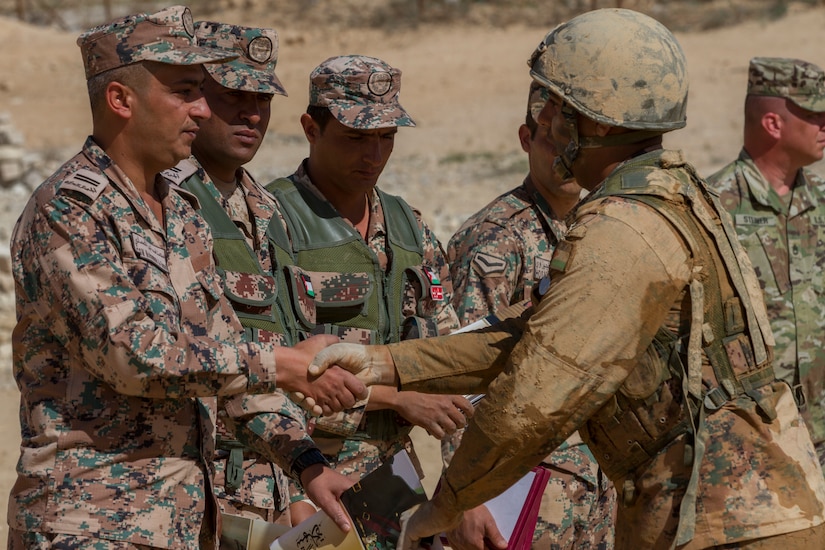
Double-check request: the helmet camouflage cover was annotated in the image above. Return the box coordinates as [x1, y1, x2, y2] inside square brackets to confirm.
[528, 8, 688, 132]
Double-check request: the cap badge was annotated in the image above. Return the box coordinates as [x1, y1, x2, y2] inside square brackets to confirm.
[367, 71, 392, 96]
[248, 36, 273, 64]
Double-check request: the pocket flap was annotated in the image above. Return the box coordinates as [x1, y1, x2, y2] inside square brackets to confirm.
[221, 270, 277, 307]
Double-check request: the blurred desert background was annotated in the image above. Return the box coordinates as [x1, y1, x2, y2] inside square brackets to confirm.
[1, 0, 824, 543]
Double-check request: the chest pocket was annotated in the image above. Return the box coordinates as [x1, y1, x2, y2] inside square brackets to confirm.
[221, 270, 278, 321]
[734, 215, 790, 295]
[307, 270, 373, 325]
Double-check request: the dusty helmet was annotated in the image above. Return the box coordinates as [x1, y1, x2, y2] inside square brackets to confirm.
[529, 9, 688, 132]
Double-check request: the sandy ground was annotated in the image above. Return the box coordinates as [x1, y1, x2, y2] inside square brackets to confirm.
[1, 2, 825, 544]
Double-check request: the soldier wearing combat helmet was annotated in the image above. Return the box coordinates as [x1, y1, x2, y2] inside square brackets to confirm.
[309, 9, 825, 549]
[265, 55, 472, 526]
[8, 6, 365, 547]
[709, 57, 825, 474]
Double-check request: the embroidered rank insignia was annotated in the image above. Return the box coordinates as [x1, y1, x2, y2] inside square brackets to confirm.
[131, 233, 168, 273]
[161, 158, 199, 184]
[60, 168, 108, 201]
[472, 251, 507, 277]
[534, 256, 551, 281]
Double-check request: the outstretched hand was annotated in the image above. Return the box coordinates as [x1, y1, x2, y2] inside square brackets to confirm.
[308, 343, 399, 386]
[300, 464, 354, 533]
[276, 335, 369, 416]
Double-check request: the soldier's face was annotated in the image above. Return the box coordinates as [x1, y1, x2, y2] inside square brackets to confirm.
[192, 74, 273, 181]
[304, 115, 397, 198]
[131, 63, 211, 171]
[522, 119, 582, 202]
[781, 101, 825, 166]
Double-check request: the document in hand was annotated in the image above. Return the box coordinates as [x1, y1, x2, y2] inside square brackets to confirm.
[271, 449, 440, 550]
[439, 466, 550, 550]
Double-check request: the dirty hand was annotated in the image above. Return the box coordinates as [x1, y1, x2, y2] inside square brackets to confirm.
[308, 343, 398, 386]
[398, 500, 463, 550]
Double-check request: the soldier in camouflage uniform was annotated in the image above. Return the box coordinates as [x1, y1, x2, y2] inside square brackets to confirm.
[708, 57, 825, 473]
[7, 7, 364, 548]
[160, 22, 359, 537]
[311, 10, 825, 549]
[442, 83, 615, 549]
[264, 55, 472, 525]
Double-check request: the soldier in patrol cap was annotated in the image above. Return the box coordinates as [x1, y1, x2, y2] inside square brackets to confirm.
[309, 10, 825, 549]
[265, 55, 472, 525]
[8, 6, 365, 548]
[709, 57, 825, 475]
[442, 81, 616, 549]
[161, 22, 361, 539]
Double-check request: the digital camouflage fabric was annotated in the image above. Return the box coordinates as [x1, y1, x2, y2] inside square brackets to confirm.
[710, 149, 825, 468]
[9, 138, 279, 547]
[164, 157, 315, 524]
[77, 5, 234, 79]
[747, 56, 825, 112]
[195, 21, 287, 96]
[309, 55, 415, 129]
[387, 149, 825, 549]
[446, 175, 616, 548]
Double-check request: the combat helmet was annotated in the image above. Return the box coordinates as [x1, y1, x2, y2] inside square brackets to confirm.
[528, 9, 688, 178]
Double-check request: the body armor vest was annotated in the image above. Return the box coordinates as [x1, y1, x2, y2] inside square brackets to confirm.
[268, 177, 437, 441]
[174, 166, 300, 496]
[574, 152, 776, 545]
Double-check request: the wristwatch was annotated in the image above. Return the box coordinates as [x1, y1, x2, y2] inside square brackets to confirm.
[291, 448, 330, 480]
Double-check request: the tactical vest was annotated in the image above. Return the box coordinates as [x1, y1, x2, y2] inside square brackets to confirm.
[570, 152, 776, 546]
[268, 177, 440, 440]
[170, 164, 301, 496]
[177, 168, 300, 347]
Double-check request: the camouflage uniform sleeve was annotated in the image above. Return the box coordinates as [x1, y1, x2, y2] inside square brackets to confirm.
[393, 199, 692, 512]
[415, 211, 460, 334]
[221, 392, 316, 473]
[20, 190, 277, 399]
[448, 220, 524, 325]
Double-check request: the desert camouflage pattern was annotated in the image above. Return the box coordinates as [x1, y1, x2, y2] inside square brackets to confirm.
[710, 149, 825, 465]
[445, 176, 616, 548]
[389, 150, 825, 549]
[9, 138, 279, 547]
[309, 55, 415, 129]
[280, 161, 458, 504]
[166, 157, 319, 523]
[748, 56, 825, 112]
[528, 9, 688, 131]
[77, 5, 235, 79]
[195, 21, 287, 96]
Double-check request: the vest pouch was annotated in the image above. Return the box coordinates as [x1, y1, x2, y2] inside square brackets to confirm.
[284, 265, 318, 329]
[308, 271, 374, 325]
[402, 266, 445, 318]
[587, 376, 689, 481]
[220, 270, 277, 321]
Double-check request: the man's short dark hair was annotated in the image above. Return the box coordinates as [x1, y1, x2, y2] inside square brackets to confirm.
[307, 105, 334, 132]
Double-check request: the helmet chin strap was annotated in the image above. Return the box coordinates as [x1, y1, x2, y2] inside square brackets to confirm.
[553, 104, 580, 181]
[553, 102, 664, 181]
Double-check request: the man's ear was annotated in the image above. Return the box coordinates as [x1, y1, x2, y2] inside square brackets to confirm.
[761, 112, 783, 140]
[300, 113, 320, 144]
[106, 81, 134, 120]
[518, 124, 531, 154]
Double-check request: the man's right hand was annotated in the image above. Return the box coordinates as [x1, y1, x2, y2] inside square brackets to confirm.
[309, 343, 399, 387]
[275, 335, 368, 415]
[445, 504, 508, 550]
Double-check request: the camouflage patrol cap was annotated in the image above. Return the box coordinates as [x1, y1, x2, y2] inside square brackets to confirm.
[77, 5, 236, 80]
[527, 81, 550, 122]
[748, 57, 825, 112]
[309, 55, 415, 129]
[195, 22, 287, 96]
